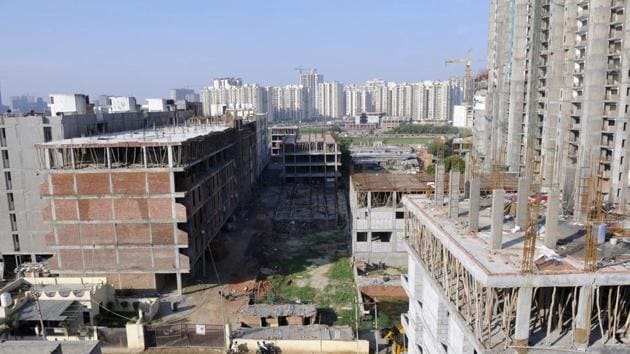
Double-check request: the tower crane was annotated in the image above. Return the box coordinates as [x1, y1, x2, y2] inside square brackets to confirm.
[445, 48, 473, 105]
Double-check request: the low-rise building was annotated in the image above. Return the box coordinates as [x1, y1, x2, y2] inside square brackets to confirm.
[48, 94, 90, 116]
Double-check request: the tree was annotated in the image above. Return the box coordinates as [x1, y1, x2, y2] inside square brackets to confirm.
[444, 155, 465, 173]
[425, 164, 435, 176]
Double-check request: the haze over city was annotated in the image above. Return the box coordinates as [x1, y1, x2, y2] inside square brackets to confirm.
[0, 1, 629, 353]
[0, 0, 488, 99]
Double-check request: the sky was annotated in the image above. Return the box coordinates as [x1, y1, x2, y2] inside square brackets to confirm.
[0, 0, 489, 101]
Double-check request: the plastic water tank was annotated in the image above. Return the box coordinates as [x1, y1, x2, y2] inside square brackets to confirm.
[0, 292, 12, 308]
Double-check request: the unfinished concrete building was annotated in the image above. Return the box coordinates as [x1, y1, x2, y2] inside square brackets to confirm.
[281, 132, 341, 184]
[270, 125, 298, 161]
[401, 187, 630, 353]
[485, 0, 630, 217]
[36, 119, 257, 293]
[350, 174, 430, 267]
[0, 110, 187, 273]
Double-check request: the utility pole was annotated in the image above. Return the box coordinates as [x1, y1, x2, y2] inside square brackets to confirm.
[31, 290, 46, 340]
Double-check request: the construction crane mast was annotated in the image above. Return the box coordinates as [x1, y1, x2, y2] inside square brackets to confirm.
[445, 48, 473, 105]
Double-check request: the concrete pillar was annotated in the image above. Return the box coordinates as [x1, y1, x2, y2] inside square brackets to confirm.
[516, 176, 530, 229]
[575, 285, 593, 347]
[176, 272, 182, 296]
[468, 178, 480, 232]
[202, 248, 207, 277]
[435, 163, 445, 206]
[490, 189, 505, 250]
[448, 170, 460, 218]
[544, 188, 560, 249]
[514, 287, 533, 350]
[126, 322, 146, 350]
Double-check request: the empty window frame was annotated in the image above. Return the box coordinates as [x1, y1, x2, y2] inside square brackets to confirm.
[371, 232, 391, 242]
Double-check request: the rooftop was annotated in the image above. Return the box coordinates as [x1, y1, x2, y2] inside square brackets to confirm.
[284, 133, 336, 145]
[17, 299, 75, 321]
[233, 325, 354, 341]
[240, 304, 317, 317]
[403, 194, 630, 287]
[352, 173, 429, 193]
[38, 124, 230, 148]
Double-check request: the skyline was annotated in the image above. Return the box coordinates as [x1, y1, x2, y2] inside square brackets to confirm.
[0, 0, 488, 100]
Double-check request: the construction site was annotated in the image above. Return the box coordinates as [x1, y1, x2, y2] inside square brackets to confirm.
[400, 157, 630, 353]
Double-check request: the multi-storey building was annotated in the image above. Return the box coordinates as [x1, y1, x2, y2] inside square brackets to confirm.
[316, 81, 344, 119]
[299, 69, 324, 119]
[37, 118, 257, 294]
[200, 82, 267, 117]
[344, 85, 370, 117]
[281, 132, 340, 184]
[9, 96, 47, 114]
[0, 109, 188, 273]
[270, 125, 298, 160]
[349, 173, 428, 267]
[269, 85, 307, 122]
[485, 0, 630, 216]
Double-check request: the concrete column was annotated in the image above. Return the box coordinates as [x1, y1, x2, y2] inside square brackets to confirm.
[448, 170, 460, 218]
[544, 188, 560, 249]
[516, 176, 530, 229]
[468, 178, 480, 232]
[202, 248, 207, 277]
[176, 272, 182, 297]
[490, 189, 505, 250]
[514, 287, 533, 349]
[435, 163, 445, 206]
[575, 285, 593, 347]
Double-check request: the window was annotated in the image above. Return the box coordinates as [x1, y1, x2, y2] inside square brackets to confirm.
[12, 234, 19, 252]
[0, 129, 5, 147]
[43, 127, 52, 142]
[7, 193, 14, 211]
[9, 214, 17, 232]
[4, 172, 11, 190]
[2, 150, 9, 169]
[396, 211, 405, 219]
[357, 232, 368, 242]
[372, 232, 391, 243]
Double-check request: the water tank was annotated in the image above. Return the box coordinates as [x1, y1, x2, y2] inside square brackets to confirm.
[0, 292, 12, 308]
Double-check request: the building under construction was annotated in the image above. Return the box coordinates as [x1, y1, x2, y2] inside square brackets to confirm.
[36, 119, 258, 294]
[281, 131, 341, 184]
[483, 0, 630, 218]
[401, 166, 630, 353]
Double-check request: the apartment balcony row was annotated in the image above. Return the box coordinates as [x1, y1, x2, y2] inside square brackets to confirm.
[611, 14, 625, 25]
[611, 0, 624, 11]
[577, 9, 589, 20]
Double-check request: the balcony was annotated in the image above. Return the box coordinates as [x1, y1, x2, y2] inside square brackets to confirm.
[577, 9, 589, 20]
[611, 14, 625, 25]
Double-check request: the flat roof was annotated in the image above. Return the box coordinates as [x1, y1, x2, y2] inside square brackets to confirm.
[241, 304, 316, 317]
[234, 325, 354, 341]
[18, 299, 75, 321]
[38, 124, 230, 148]
[352, 173, 429, 193]
[284, 133, 336, 145]
[403, 195, 630, 287]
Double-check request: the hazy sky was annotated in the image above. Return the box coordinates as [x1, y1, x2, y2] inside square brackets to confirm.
[0, 0, 489, 100]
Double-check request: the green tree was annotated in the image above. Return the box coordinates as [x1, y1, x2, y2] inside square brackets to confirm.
[444, 155, 465, 173]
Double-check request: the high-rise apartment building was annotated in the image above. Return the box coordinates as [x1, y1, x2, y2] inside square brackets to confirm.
[9, 96, 47, 114]
[201, 82, 268, 117]
[485, 0, 630, 216]
[299, 69, 324, 118]
[170, 88, 199, 102]
[269, 85, 307, 122]
[316, 81, 344, 119]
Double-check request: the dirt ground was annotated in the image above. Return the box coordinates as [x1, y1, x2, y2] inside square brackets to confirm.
[151, 177, 353, 331]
